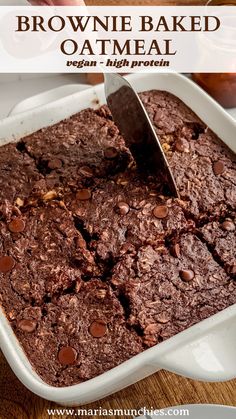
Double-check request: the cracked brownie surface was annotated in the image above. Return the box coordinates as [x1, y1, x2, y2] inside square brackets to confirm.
[66, 172, 193, 263]
[0, 90, 236, 387]
[141, 90, 236, 219]
[200, 214, 236, 277]
[21, 107, 131, 191]
[0, 203, 99, 306]
[0, 143, 43, 204]
[116, 234, 236, 346]
[13, 280, 143, 386]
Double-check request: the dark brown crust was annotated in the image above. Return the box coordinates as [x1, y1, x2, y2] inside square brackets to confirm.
[117, 234, 236, 347]
[140, 90, 236, 220]
[199, 214, 236, 277]
[0, 91, 235, 387]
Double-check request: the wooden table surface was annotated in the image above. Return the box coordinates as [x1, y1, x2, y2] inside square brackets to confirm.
[2, 0, 236, 418]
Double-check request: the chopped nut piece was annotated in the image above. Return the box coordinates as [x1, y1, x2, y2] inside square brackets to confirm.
[162, 143, 171, 152]
[15, 197, 24, 207]
[42, 190, 58, 201]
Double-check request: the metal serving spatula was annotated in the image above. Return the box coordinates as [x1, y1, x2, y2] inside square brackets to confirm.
[104, 73, 179, 198]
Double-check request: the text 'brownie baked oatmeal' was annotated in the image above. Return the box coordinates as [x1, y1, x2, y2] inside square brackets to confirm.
[0, 90, 235, 387]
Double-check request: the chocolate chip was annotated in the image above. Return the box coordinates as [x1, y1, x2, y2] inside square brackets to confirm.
[175, 138, 189, 153]
[213, 160, 225, 175]
[222, 220, 235, 232]
[8, 218, 25, 233]
[0, 256, 15, 273]
[116, 202, 130, 215]
[76, 189, 91, 201]
[104, 147, 118, 159]
[48, 158, 63, 170]
[170, 243, 181, 258]
[180, 269, 195, 282]
[58, 346, 77, 365]
[89, 320, 107, 338]
[153, 205, 168, 219]
[78, 166, 93, 178]
[18, 319, 37, 333]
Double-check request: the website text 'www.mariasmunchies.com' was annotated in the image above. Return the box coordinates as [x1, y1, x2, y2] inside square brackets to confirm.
[47, 406, 190, 417]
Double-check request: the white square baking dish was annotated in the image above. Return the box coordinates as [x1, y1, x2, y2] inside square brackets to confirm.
[0, 73, 236, 406]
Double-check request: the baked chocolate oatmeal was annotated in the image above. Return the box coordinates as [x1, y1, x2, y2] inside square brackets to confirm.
[139, 91, 236, 219]
[115, 234, 236, 346]
[0, 90, 235, 387]
[66, 174, 193, 263]
[16, 279, 143, 387]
